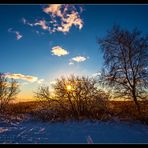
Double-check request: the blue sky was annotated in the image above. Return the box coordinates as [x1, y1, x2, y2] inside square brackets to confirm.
[1, 4, 148, 101]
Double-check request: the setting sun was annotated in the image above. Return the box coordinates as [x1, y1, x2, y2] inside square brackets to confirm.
[66, 85, 72, 91]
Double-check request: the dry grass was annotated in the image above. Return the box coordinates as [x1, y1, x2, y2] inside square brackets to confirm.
[1, 100, 148, 124]
[108, 101, 148, 122]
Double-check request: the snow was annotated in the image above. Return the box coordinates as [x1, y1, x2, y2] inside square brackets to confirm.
[0, 118, 148, 144]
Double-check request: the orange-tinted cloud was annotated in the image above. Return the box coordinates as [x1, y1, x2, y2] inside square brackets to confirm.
[43, 4, 62, 17]
[43, 4, 83, 33]
[22, 5, 83, 34]
[57, 11, 83, 33]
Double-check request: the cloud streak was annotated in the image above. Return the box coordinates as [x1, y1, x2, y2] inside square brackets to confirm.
[5, 73, 44, 84]
[51, 46, 69, 56]
[22, 18, 49, 30]
[5, 73, 38, 82]
[22, 18, 34, 27]
[8, 28, 23, 40]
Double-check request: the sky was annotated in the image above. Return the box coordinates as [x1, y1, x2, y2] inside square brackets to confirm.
[1, 4, 148, 102]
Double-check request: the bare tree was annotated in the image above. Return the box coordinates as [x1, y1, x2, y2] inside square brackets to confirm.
[34, 85, 51, 101]
[98, 25, 148, 113]
[34, 85, 68, 111]
[52, 75, 109, 118]
[0, 73, 20, 112]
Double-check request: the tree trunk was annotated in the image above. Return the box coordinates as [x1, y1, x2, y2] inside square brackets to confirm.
[131, 87, 141, 113]
[132, 94, 142, 118]
[67, 93, 78, 119]
[133, 97, 140, 113]
[132, 92, 146, 124]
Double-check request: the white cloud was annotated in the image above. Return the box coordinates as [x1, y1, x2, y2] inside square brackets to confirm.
[69, 61, 74, 65]
[92, 72, 102, 77]
[71, 56, 87, 63]
[22, 18, 27, 24]
[8, 28, 23, 40]
[51, 46, 69, 56]
[37, 79, 44, 84]
[22, 18, 34, 27]
[16, 32, 23, 40]
[5, 73, 38, 82]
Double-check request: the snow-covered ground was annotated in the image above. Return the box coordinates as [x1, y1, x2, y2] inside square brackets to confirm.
[0, 118, 148, 144]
